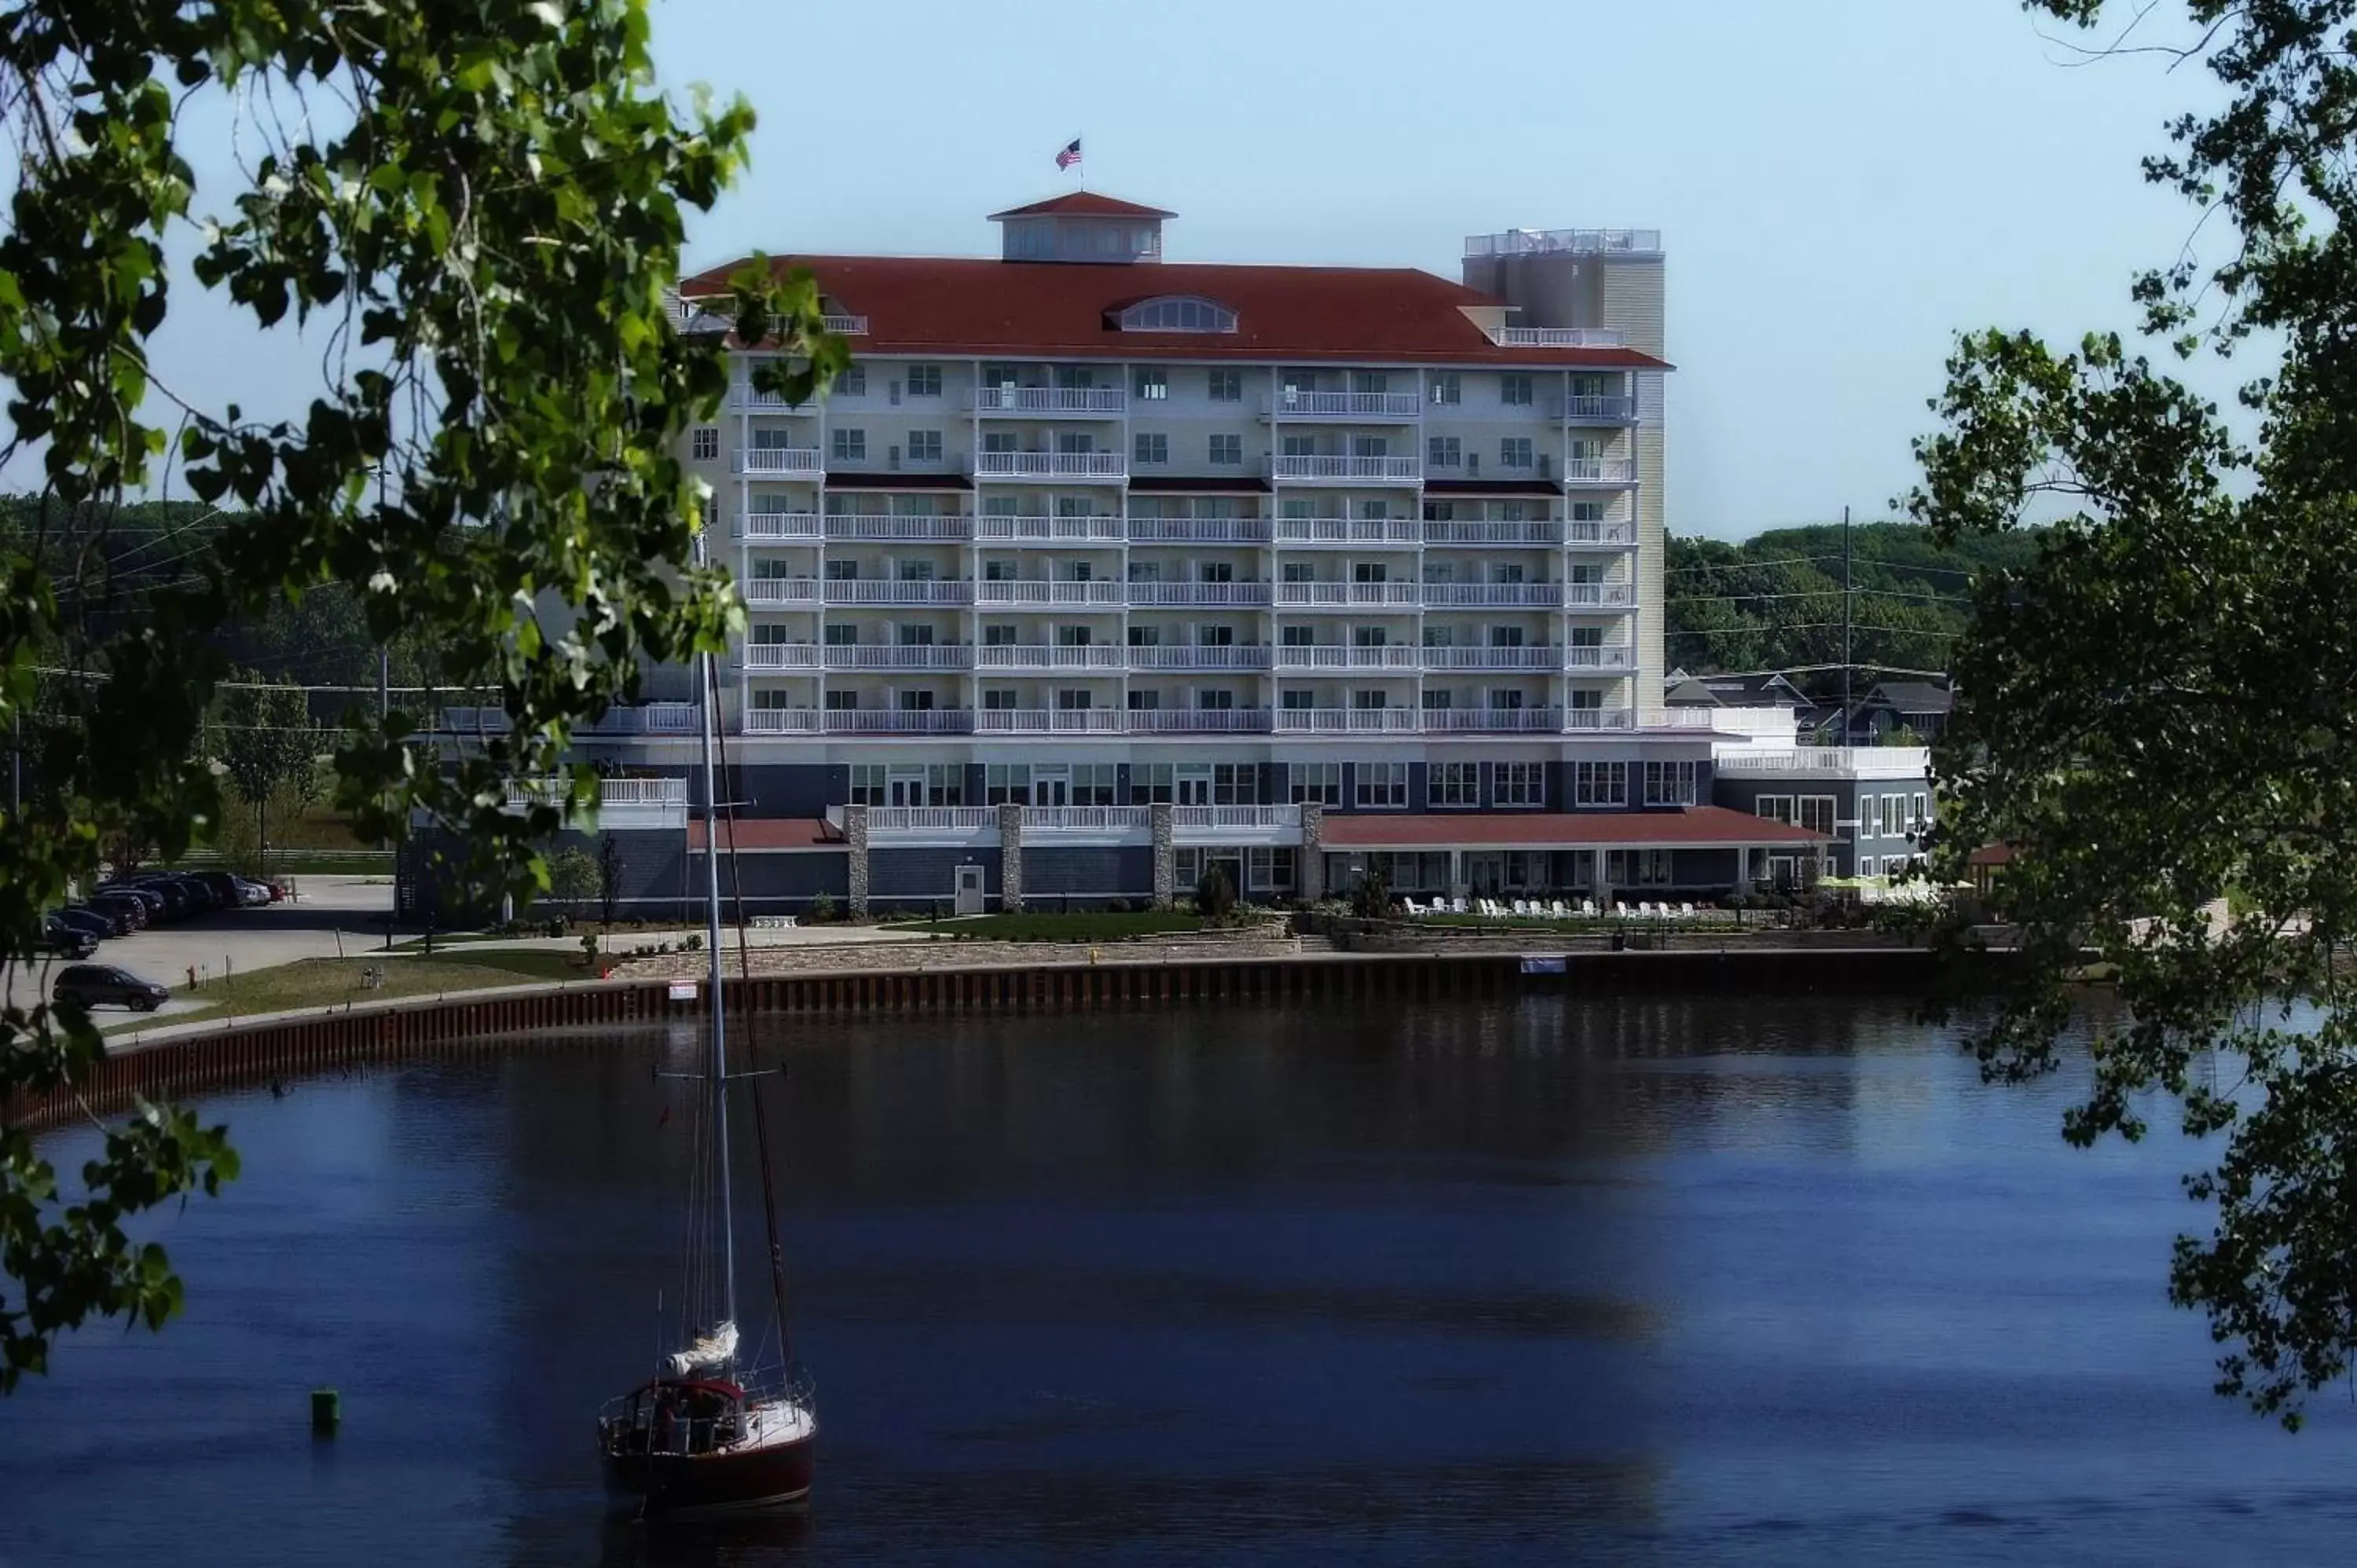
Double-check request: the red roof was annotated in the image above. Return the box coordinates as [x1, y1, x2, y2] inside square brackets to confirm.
[1322, 807, 1825, 851]
[676, 254, 1671, 370]
[988, 190, 1177, 221]
[686, 818, 841, 852]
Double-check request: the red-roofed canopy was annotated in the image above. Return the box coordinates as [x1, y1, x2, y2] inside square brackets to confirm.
[988, 190, 1176, 222]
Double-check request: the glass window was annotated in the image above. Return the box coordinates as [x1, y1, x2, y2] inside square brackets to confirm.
[1754, 795, 1794, 825]
[1354, 762, 1408, 809]
[1499, 437, 1534, 470]
[1643, 760, 1698, 807]
[1207, 368, 1243, 401]
[1288, 762, 1343, 806]
[691, 427, 719, 462]
[1428, 762, 1479, 807]
[907, 430, 942, 463]
[1135, 432, 1169, 465]
[1501, 373, 1533, 406]
[905, 363, 941, 397]
[1209, 434, 1243, 465]
[1798, 796, 1836, 835]
[1135, 367, 1169, 400]
[824, 690, 858, 710]
[984, 764, 1032, 805]
[1495, 762, 1543, 807]
[849, 764, 887, 805]
[928, 763, 964, 806]
[1116, 297, 1238, 332]
[1429, 373, 1461, 406]
[1428, 436, 1461, 468]
[1573, 761, 1626, 808]
[830, 427, 865, 462]
[837, 365, 867, 397]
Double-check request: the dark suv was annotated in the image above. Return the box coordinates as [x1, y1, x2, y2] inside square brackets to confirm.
[53, 964, 170, 1013]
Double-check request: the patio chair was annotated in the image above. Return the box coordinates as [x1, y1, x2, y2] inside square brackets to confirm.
[1678, 902, 1696, 919]
[1451, 897, 1469, 915]
[1511, 899, 1531, 918]
[1580, 899, 1597, 919]
[1549, 900, 1569, 919]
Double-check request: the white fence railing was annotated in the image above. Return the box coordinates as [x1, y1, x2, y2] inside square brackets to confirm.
[975, 645, 1127, 670]
[1127, 582, 1272, 607]
[743, 708, 822, 735]
[973, 451, 1127, 480]
[1126, 518, 1271, 544]
[1422, 520, 1562, 546]
[972, 386, 1126, 415]
[1274, 518, 1421, 544]
[1273, 709, 1420, 733]
[1123, 709, 1273, 734]
[1561, 458, 1637, 484]
[1555, 394, 1637, 422]
[973, 515, 1126, 543]
[1268, 455, 1422, 483]
[1126, 646, 1270, 671]
[1464, 228, 1661, 258]
[1265, 390, 1422, 419]
[821, 710, 973, 735]
[866, 806, 995, 831]
[1421, 583, 1563, 608]
[742, 577, 823, 606]
[742, 643, 823, 669]
[1485, 326, 1627, 349]
[1022, 806, 1152, 830]
[734, 447, 824, 476]
[1171, 805, 1301, 830]
[1274, 582, 1421, 608]
[1420, 646, 1560, 671]
[1272, 646, 1421, 670]
[977, 580, 1127, 606]
[739, 511, 824, 540]
[1712, 746, 1932, 779]
[823, 645, 973, 670]
[974, 709, 1126, 735]
[1422, 707, 1564, 733]
[823, 515, 972, 542]
[822, 581, 973, 606]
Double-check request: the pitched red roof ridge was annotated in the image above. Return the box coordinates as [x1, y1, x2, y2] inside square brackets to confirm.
[987, 190, 1178, 221]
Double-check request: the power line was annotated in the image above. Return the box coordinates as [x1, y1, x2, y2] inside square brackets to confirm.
[1665, 584, 1974, 607]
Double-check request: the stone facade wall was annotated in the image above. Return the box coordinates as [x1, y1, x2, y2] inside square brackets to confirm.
[844, 804, 870, 918]
[1149, 803, 1175, 909]
[997, 802, 1025, 912]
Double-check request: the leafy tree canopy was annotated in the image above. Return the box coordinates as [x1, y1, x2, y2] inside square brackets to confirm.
[0, 0, 846, 1390]
[1908, 0, 2357, 1427]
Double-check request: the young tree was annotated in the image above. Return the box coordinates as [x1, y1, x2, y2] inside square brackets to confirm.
[1908, 1, 2357, 1427]
[213, 674, 319, 873]
[545, 846, 599, 921]
[0, 0, 849, 1391]
[598, 834, 625, 930]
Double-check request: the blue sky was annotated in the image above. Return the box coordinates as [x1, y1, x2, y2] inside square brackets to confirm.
[144, 0, 2231, 540]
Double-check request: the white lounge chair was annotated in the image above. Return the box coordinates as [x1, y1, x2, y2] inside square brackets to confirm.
[1400, 897, 1423, 916]
[1548, 900, 1569, 919]
[1580, 899, 1597, 919]
[1451, 897, 1469, 915]
[1511, 899, 1530, 918]
[1678, 902, 1696, 920]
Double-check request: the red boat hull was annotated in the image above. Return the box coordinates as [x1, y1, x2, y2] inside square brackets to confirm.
[603, 1430, 815, 1519]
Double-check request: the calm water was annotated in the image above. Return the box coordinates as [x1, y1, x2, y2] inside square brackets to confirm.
[5, 995, 2354, 1566]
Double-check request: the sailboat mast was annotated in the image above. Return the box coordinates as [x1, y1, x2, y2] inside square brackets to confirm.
[693, 530, 738, 1336]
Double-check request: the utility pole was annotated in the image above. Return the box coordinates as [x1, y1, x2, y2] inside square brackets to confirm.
[1840, 504, 1853, 746]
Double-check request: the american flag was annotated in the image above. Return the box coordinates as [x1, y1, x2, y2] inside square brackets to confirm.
[1055, 137, 1081, 171]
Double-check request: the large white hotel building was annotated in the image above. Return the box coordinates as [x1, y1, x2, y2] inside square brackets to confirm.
[442, 192, 1842, 914]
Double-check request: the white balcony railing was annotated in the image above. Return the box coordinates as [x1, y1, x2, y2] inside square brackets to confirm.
[742, 642, 823, 669]
[1268, 455, 1422, 484]
[1563, 706, 1637, 731]
[1562, 457, 1638, 485]
[587, 702, 698, 735]
[1126, 645, 1270, 672]
[1124, 709, 1274, 734]
[1127, 581, 1272, 607]
[973, 514, 1126, 544]
[973, 451, 1127, 481]
[504, 776, 691, 810]
[866, 805, 995, 831]
[823, 515, 972, 543]
[822, 580, 973, 606]
[744, 707, 823, 735]
[1274, 582, 1421, 609]
[739, 511, 824, 541]
[1421, 520, 1562, 546]
[734, 446, 825, 477]
[1483, 326, 1627, 349]
[728, 383, 801, 411]
[1563, 582, 1638, 610]
[1465, 228, 1661, 258]
[1264, 390, 1422, 419]
[1421, 583, 1563, 608]
[1423, 707, 1565, 733]
[972, 386, 1127, 416]
[1273, 518, 1421, 545]
[975, 644, 1128, 670]
[976, 709, 1127, 735]
[1272, 646, 1421, 670]
[1713, 746, 1933, 779]
[1562, 644, 1637, 670]
[1171, 805, 1302, 830]
[1565, 518, 1639, 547]
[742, 577, 823, 606]
[977, 580, 1127, 606]
[821, 313, 868, 335]
[823, 645, 973, 671]
[820, 709, 973, 735]
[1023, 805, 1152, 830]
[1640, 707, 1723, 731]
[1274, 708, 1420, 734]
[1555, 394, 1637, 423]
[1420, 646, 1560, 671]
[1127, 517, 1272, 544]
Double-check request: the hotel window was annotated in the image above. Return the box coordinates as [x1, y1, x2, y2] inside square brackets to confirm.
[1127, 689, 1160, 710]
[906, 430, 942, 463]
[1499, 437, 1534, 471]
[1427, 436, 1461, 468]
[1248, 847, 1298, 894]
[1127, 624, 1160, 646]
[1421, 688, 1453, 711]
[1354, 761, 1409, 809]
[1501, 373, 1534, 407]
[1886, 794, 1909, 837]
[1429, 372, 1461, 406]
[927, 764, 965, 806]
[833, 365, 865, 397]
[830, 427, 865, 462]
[1204, 762, 1256, 804]
[1135, 432, 1169, 466]
[981, 688, 1018, 710]
[1570, 500, 1604, 522]
[984, 764, 1032, 805]
[1351, 690, 1387, 710]
[1280, 624, 1314, 647]
[1209, 434, 1243, 465]
[896, 690, 935, 712]
[1283, 562, 1315, 583]
[1574, 761, 1627, 808]
[1644, 760, 1699, 807]
[849, 764, 887, 805]
[1288, 761, 1343, 807]
[1131, 763, 1171, 804]
[1135, 367, 1169, 400]
[1429, 761, 1479, 808]
[824, 558, 859, 580]
[1073, 764, 1116, 806]
[824, 690, 858, 710]
[1797, 796, 1837, 835]
[823, 622, 858, 645]
[1207, 368, 1243, 401]
[1754, 795, 1794, 825]
[1281, 688, 1314, 711]
[983, 430, 1018, 454]
[905, 363, 941, 397]
[1056, 689, 1092, 711]
[1197, 689, 1235, 711]
[691, 427, 719, 462]
[1496, 762, 1543, 808]
[1913, 793, 1931, 830]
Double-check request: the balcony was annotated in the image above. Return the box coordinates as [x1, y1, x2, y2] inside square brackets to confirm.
[1127, 581, 1272, 608]
[1554, 394, 1637, 424]
[822, 580, 973, 606]
[821, 709, 974, 735]
[823, 645, 973, 671]
[1562, 644, 1637, 671]
[971, 385, 1127, 416]
[823, 515, 972, 543]
[820, 313, 868, 335]
[739, 511, 823, 542]
[1124, 709, 1274, 734]
[734, 446, 824, 478]
[972, 451, 1127, 482]
[1563, 707, 1637, 731]
[974, 709, 1127, 735]
[1562, 457, 1638, 485]
[1273, 517, 1421, 546]
[1640, 707, 1722, 731]
[728, 383, 805, 412]
[1127, 517, 1271, 544]
[1272, 645, 1421, 671]
[743, 577, 823, 607]
[1424, 707, 1567, 734]
[1274, 708, 1420, 734]
[976, 644, 1128, 671]
[1565, 518, 1638, 548]
[743, 707, 822, 735]
[1263, 390, 1422, 420]
[1274, 582, 1421, 610]
[1420, 646, 1561, 672]
[1712, 746, 1933, 780]
[1421, 583, 1563, 608]
[867, 805, 996, 832]
[1023, 805, 1153, 830]
[1564, 582, 1638, 610]
[1481, 326, 1627, 349]
[587, 702, 698, 735]
[977, 580, 1127, 607]
[742, 642, 823, 669]
[1171, 804, 1301, 831]
[1268, 455, 1421, 485]
[1127, 645, 1270, 672]
[974, 514, 1126, 544]
[1422, 519, 1561, 547]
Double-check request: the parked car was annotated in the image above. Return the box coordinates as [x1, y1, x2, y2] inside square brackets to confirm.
[65, 902, 133, 938]
[99, 883, 167, 921]
[49, 907, 113, 943]
[51, 963, 170, 1013]
[192, 870, 247, 909]
[42, 916, 98, 960]
[90, 891, 150, 931]
[231, 877, 273, 908]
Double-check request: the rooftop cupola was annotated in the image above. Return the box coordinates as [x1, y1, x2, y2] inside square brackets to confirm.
[990, 191, 1174, 263]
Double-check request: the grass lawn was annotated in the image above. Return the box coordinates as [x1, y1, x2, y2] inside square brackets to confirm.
[906, 910, 1214, 943]
[103, 948, 589, 1035]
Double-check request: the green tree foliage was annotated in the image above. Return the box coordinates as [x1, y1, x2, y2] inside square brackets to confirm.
[1908, 0, 2357, 1428]
[211, 672, 319, 870]
[0, 0, 849, 1391]
[1665, 522, 2040, 687]
[544, 846, 599, 918]
[1193, 866, 1237, 921]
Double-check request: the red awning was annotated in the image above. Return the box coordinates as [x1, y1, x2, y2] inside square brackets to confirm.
[685, 818, 841, 852]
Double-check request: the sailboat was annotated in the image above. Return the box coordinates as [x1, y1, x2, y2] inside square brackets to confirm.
[596, 559, 818, 1517]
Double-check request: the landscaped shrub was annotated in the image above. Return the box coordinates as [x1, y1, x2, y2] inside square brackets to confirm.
[1348, 870, 1393, 921]
[1193, 866, 1237, 920]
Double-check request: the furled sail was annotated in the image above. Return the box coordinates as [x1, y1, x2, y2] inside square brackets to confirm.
[668, 1320, 739, 1377]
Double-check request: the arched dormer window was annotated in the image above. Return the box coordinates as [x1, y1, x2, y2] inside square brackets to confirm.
[1115, 296, 1237, 333]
